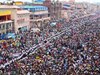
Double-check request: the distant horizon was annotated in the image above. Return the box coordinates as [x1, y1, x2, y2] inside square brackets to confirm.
[0, 0, 100, 4]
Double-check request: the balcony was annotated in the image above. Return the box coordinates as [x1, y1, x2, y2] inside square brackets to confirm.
[0, 15, 12, 24]
[0, 20, 13, 24]
[30, 17, 51, 22]
[33, 11, 49, 15]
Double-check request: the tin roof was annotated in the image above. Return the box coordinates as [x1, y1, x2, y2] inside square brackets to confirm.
[17, 10, 30, 14]
[20, 5, 48, 12]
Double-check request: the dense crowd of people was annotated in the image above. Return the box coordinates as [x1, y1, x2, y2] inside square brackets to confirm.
[0, 10, 99, 74]
[0, 12, 100, 75]
[0, 22, 61, 64]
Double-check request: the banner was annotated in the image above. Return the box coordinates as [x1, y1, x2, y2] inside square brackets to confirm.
[0, 10, 11, 16]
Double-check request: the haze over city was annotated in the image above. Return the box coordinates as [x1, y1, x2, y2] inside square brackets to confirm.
[0, 0, 100, 3]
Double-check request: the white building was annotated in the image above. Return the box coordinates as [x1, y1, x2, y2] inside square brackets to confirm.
[21, 6, 50, 28]
[0, 5, 30, 33]
[16, 10, 30, 32]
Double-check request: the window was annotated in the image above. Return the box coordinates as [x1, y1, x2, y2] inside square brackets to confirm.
[6, 24, 9, 29]
[0, 25, 1, 29]
[30, 15, 33, 19]
[2, 24, 5, 30]
[48, 14, 50, 17]
[18, 15, 21, 18]
[6, 23, 11, 29]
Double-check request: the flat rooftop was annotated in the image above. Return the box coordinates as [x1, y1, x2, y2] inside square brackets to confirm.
[0, 5, 20, 9]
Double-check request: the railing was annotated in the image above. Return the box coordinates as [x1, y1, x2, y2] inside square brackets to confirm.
[0, 20, 13, 24]
[30, 17, 51, 21]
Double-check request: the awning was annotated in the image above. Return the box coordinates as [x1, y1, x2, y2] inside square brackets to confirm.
[50, 22, 57, 27]
[6, 33, 16, 39]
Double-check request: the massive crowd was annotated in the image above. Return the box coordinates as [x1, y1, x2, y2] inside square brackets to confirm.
[0, 7, 100, 74]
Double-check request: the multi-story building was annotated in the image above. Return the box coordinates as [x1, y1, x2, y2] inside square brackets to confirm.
[20, 5, 50, 28]
[0, 5, 30, 33]
[0, 9, 14, 35]
[25, 0, 62, 20]
[16, 10, 30, 32]
[43, 0, 62, 20]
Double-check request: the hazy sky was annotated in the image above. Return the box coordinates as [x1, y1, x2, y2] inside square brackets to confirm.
[0, 0, 100, 3]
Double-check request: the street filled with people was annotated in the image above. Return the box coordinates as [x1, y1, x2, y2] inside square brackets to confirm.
[0, 8, 100, 75]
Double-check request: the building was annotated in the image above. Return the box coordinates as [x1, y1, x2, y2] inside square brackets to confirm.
[16, 10, 30, 32]
[61, 1, 72, 21]
[0, 9, 14, 35]
[20, 5, 50, 28]
[51, 0, 62, 20]
[31, 0, 62, 20]
[43, 0, 62, 20]
[13, 1, 24, 6]
[0, 5, 30, 33]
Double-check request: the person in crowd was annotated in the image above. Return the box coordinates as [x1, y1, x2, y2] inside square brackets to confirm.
[0, 8, 100, 75]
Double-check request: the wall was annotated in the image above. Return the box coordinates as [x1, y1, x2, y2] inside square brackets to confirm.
[16, 13, 30, 32]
